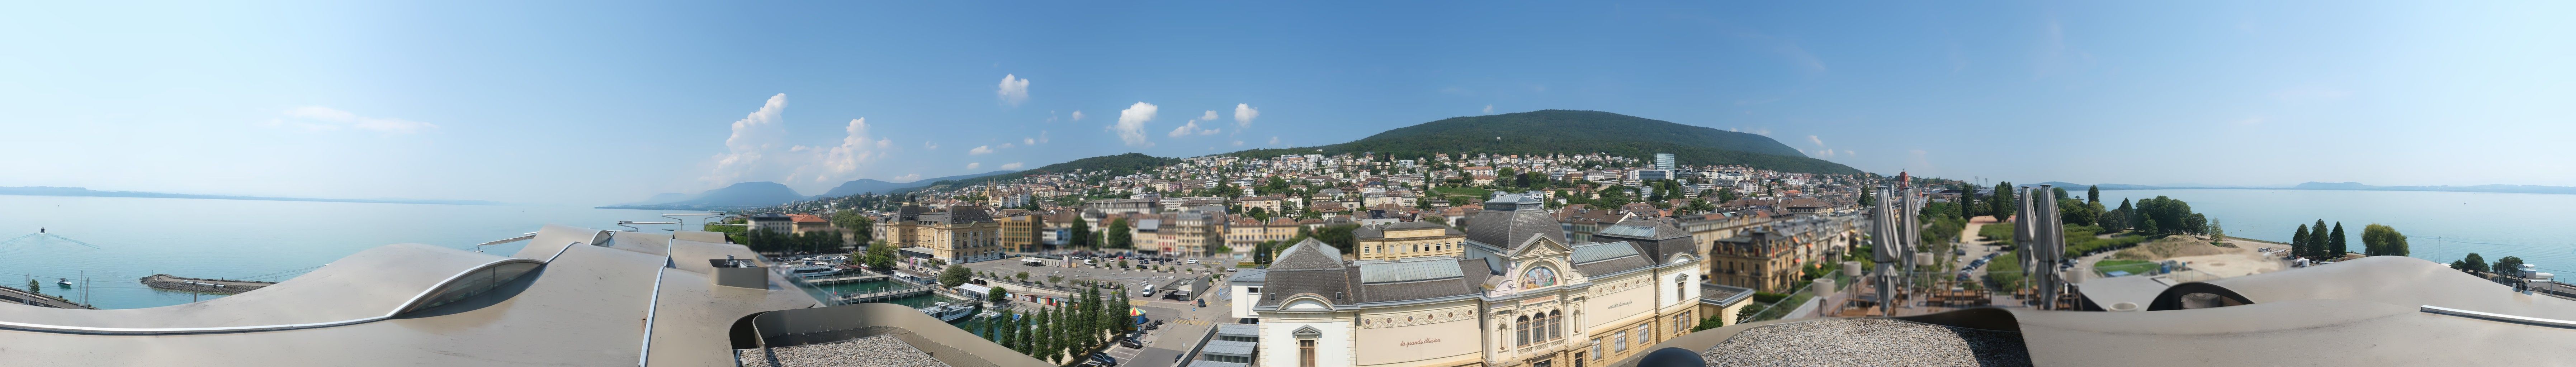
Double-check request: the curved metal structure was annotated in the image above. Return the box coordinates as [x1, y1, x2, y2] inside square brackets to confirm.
[0, 244, 548, 335]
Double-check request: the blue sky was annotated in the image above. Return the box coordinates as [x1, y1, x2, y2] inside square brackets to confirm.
[4, 1, 2571, 205]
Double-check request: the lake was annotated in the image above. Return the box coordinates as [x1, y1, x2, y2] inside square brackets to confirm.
[2088, 189, 2575, 275]
[0, 194, 691, 309]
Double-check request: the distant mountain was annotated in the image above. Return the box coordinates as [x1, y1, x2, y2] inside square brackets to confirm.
[1221, 110, 1859, 174]
[2044, 181, 2576, 195]
[0, 186, 502, 205]
[818, 170, 1014, 197]
[612, 181, 807, 209]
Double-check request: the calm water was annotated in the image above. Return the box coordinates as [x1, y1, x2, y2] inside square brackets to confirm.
[0, 195, 687, 309]
[2090, 189, 2576, 274]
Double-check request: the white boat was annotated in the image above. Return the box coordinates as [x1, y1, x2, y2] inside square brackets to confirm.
[918, 302, 974, 323]
[56, 278, 71, 287]
[788, 263, 840, 278]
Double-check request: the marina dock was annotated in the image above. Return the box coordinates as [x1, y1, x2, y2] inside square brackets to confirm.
[140, 274, 276, 295]
[0, 285, 94, 309]
[804, 273, 890, 285]
[836, 285, 935, 304]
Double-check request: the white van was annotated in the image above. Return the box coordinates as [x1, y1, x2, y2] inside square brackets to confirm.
[1140, 283, 1157, 297]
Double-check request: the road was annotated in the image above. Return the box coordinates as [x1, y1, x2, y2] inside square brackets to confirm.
[1101, 292, 1235, 367]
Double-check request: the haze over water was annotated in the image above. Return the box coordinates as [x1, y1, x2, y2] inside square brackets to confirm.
[2089, 189, 2575, 275]
[0, 195, 684, 309]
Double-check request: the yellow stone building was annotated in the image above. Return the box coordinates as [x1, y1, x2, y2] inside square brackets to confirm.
[1353, 221, 1466, 261]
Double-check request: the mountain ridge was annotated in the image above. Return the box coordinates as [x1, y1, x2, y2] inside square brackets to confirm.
[1218, 110, 1858, 174]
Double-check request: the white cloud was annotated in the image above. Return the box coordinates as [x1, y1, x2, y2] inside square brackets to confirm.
[816, 118, 888, 182]
[1481, 105, 1494, 114]
[999, 162, 1025, 170]
[969, 145, 995, 155]
[1233, 104, 1259, 129]
[1815, 149, 1835, 157]
[1198, 110, 1219, 122]
[1843, 149, 1855, 157]
[999, 143, 1013, 149]
[1070, 110, 1084, 121]
[273, 106, 438, 133]
[1231, 140, 1244, 146]
[1024, 137, 1036, 145]
[706, 94, 791, 185]
[893, 173, 921, 182]
[923, 141, 938, 149]
[702, 94, 898, 190]
[996, 74, 1030, 106]
[1807, 135, 1825, 147]
[1114, 102, 1158, 147]
[1169, 120, 1219, 137]
[1268, 136, 1282, 146]
[966, 162, 982, 170]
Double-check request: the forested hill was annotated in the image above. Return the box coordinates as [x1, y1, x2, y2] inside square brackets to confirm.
[1223, 110, 1859, 174]
[895, 153, 1181, 194]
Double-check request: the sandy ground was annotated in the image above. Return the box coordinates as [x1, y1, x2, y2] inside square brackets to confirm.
[2156, 236, 2289, 278]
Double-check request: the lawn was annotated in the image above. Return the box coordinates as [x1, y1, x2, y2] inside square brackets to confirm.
[2093, 259, 2162, 277]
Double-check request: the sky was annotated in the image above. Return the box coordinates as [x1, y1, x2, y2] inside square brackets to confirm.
[3, 1, 2571, 205]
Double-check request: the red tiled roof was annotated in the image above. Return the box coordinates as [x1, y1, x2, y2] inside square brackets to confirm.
[786, 214, 829, 223]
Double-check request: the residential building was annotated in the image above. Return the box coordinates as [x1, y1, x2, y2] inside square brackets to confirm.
[786, 214, 832, 233]
[997, 211, 1043, 253]
[748, 213, 794, 233]
[895, 205, 1004, 263]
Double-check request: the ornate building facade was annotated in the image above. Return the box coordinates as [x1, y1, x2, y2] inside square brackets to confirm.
[1247, 192, 1701, 367]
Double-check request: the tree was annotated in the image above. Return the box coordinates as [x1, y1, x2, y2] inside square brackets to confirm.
[1033, 305, 1055, 361]
[1252, 240, 1276, 265]
[2327, 223, 2348, 257]
[24, 280, 36, 295]
[1114, 289, 1136, 333]
[2497, 256, 2526, 276]
[940, 264, 973, 287]
[2087, 185, 2100, 205]
[2308, 220, 2330, 258]
[864, 240, 897, 271]
[989, 285, 1010, 304]
[1857, 189, 1875, 207]
[2206, 220, 2227, 246]
[1070, 216, 1095, 249]
[2361, 224, 2409, 257]
[1106, 218, 1133, 249]
[831, 210, 873, 241]
[2291, 224, 2311, 258]
[1694, 315, 1726, 332]
[2056, 199, 2097, 226]
[1990, 182, 2016, 220]
[2453, 253, 2489, 273]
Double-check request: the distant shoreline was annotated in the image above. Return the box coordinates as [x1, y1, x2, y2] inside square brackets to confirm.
[2085, 186, 2576, 196]
[0, 187, 502, 206]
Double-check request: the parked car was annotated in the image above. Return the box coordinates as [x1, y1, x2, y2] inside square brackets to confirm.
[1195, 299, 1207, 308]
[1119, 336, 1144, 348]
[1144, 319, 1164, 330]
[1089, 354, 1119, 367]
[1186, 258, 1199, 264]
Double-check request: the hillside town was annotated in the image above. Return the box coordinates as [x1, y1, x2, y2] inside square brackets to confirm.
[742, 151, 1877, 294]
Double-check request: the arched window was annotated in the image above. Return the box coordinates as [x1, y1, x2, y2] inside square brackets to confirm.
[1545, 310, 1563, 340]
[1515, 315, 1531, 346]
[1522, 266, 1559, 289]
[1674, 275, 1689, 303]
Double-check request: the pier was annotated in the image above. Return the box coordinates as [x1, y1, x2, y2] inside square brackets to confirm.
[804, 273, 890, 285]
[835, 285, 935, 304]
[0, 285, 94, 309]
[140, 274, 276, 295]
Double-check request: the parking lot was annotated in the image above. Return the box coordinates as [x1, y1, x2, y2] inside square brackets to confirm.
[961, 252, 1244, 367]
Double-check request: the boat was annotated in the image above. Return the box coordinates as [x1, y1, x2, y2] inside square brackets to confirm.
[787, 263, 840, 278]
[977, 310, 999, 319]
[56, 278, 70, 287]
[918, 302, 974, 323]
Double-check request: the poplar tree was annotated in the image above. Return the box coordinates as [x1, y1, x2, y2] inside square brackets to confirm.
[2310, 220, 2330, 258]
[2329, 223, 2348, 258]
[1114, 289, 1135, 333]
[1036, 306, 1056, 362]
[2292, 225, 2311, 258]
[2087, 185, 2100, 205]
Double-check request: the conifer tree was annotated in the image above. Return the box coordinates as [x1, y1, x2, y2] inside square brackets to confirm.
[1031, 305, 1051, 360]
[2087, 185, 2100, 205]
[2329, 223, 2348, 257]
[2310, 220, 2330, 258]
[2292, 224, 2311, 258]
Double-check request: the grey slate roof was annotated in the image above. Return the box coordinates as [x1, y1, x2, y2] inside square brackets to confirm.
[1570, 242, 1654, 276]
[1464, 192, 1565, 251]
[1358, 257, 1464, 283]
[1700, 282, 1755, 306]
[1270, 239, 1344, 270]
[1593, 218, 1698, 263]
[1200, 340, 1258, 356]
[1353, 259, 1487, 303]
[1257, 269, 1352, 307]
[1228, 269, 1268, 285]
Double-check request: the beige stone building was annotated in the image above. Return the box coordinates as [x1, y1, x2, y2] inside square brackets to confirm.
[1245, 192, 1702, 367]
[882, 205, 1003, 264]
[996, 211, 1043, 253]
[1353, 221, 1466, 261]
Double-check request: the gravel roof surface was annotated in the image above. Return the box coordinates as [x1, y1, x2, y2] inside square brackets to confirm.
[739, 334, 951, 367]
[1700, 318, 2030, 367]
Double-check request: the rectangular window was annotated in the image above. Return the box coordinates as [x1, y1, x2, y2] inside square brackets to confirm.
[1591, 339, 1602, 357]
[1612, 332, 1628, 352]
[1299, 339, 1317, 367]
[1634, 325, 1652, 347]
